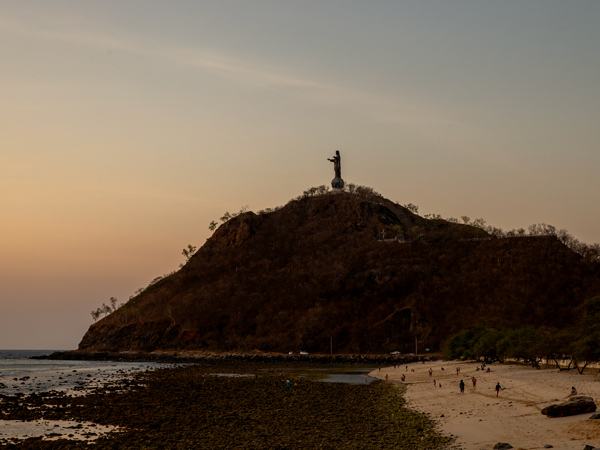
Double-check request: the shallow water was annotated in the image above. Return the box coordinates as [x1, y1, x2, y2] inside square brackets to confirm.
[293, 367, 379, 385]
[0, 350, 174, 443]
[320, 369, 380, 385]
[0, 349, 171, 395]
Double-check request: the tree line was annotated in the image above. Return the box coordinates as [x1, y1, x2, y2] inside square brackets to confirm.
[206, 185, 599, 263]
[90, 297, 123, 322]
[444, 295, 600, 374]
[448, 218, 600, 263]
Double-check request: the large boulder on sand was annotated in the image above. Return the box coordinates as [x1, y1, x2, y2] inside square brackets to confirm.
[493, 443, 513, 449]
[541, 396, 597, 418]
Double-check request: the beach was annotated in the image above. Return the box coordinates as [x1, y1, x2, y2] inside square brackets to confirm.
[371, 360, 600, 450]
[6, 352, 600, 449]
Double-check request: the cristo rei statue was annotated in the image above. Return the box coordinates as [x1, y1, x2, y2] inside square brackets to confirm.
[327, 150, 345, 189]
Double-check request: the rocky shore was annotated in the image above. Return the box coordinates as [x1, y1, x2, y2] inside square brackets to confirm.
[0, 361, 453, 449]
[39, 350, 433, 366]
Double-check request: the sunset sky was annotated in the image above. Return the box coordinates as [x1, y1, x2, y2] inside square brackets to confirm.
[2, 1, 599, 349]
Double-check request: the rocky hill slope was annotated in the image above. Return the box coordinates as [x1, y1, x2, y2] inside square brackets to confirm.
[79, 191, 600, 354]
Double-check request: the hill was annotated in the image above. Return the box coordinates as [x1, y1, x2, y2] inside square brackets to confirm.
[78, 190, 600, 354]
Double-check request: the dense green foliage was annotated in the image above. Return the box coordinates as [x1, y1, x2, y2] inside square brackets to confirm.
[444, 296, 600, 373]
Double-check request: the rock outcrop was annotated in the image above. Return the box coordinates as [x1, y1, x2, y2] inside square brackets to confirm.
[541, 396, 597, 418]
[493, 443, 513, 450]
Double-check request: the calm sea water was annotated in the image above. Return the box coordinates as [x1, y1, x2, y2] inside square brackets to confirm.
[0, 350, 133, 441]
[0, 349, 56, 360]
[0, 349, 169, 395]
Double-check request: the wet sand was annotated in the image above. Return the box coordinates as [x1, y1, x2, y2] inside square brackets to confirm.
[0, 419, 117, 443]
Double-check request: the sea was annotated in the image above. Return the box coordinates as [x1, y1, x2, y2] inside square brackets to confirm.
[0, 349, 173, 442]
[0, 349, 171, 395]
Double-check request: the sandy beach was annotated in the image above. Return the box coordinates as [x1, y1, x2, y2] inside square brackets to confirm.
[371, 360, 600, 450]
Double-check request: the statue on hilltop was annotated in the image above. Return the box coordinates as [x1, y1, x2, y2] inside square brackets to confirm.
[328, 150, 341, 178]
[327, 150, 344, 189]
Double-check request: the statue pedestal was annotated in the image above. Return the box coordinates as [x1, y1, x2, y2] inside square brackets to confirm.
[331, 177, 345, 190]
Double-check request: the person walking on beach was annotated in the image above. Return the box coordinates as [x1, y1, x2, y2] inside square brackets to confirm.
[472, 377, 476, 389]
[429, 368, 433, 377]
[495, 382, 502, 397]
[459, 379, 465, 394]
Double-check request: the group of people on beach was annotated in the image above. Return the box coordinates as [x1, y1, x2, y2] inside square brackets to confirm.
[396, 362, 583, 427]
[457, 376, 500, 395]
[457, 377, 479, 394]
[397, 363, 511, 398]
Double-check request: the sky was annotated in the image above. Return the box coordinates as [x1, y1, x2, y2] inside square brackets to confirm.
[1, 1, 599, 349]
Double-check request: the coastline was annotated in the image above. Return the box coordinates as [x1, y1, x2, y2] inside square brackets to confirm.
[40, 349, 432, 367]
[0, 355, 171, 396]
[0, 358, 453, 449]
[370, 360, 600, 450]
[0, 355, 168, 444]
